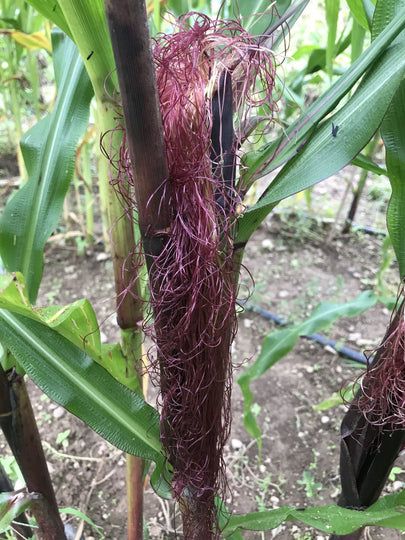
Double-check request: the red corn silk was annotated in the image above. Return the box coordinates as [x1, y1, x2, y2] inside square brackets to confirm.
[108, 12, 280, 539]
[358, 284, 405, 429]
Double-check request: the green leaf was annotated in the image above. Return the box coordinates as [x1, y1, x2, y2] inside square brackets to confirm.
[242, 11, 405, 191]
[21, 1, 71, 37]
[351, 153, 387, 176]
[0, 272, 141, 392]
[372, 0, 405, 42]
[229, 0, 290, 34]
[346, 0, 370, 30]
[59, 507, 103, 537]
[238, 291, 378, 443]
[381, 81, 405, 280]
[25, 0, 117, 98]
[229, 0, 307, 43]
[0, 491, 33, 534]
[57, 0, 117, 98]
[0, 30, 93, 303]
[325, 0, 340, 80]
[351, 17, 366, 62]
[166, 0, 190, 15]
[314, 381, 359, 411]
[222, 489, 405, 536]
[375, 0, 405, 280]
[237, 34, 405, 244]
[0, 308, 170, 495]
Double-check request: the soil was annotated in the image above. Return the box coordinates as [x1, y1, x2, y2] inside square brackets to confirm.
[1, 163, 405, 540]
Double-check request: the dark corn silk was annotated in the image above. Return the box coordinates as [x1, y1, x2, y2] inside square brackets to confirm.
[357, 284, 405, 429]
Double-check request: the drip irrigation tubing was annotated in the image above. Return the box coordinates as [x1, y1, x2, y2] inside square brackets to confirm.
[243, 303, 367, 365]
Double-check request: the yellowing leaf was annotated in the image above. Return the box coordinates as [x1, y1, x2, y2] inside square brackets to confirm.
[11, 30, 51, 51]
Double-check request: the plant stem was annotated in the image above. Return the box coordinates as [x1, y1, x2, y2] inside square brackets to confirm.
[103, 4, 171, 538]
[104, 0, 170, 246]
[126, 455, 145, 540]
[0, 365, 66, 540]
[5, 38, 26, 180]
[0, 462, 33, 539]
[82, 141, 94, 244]
[342, 131, 380, 234]
[57, 3, 152, 534]
[28, 50, 41, 121]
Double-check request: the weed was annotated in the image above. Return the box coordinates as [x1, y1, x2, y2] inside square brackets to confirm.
[55, 429, 70, 448]
[0, 454, 24, 485]
[297, 471, 323, 499]
[292, 531, 312, 540]
[389, 466, 404, 483]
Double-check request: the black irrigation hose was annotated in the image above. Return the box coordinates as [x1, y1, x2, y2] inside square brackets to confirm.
[350, 224, 387, 237]
[244, 303, 367, 365]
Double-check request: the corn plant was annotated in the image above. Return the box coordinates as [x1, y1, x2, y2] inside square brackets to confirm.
[1, 0, 405, 539]
[0, 0, 51, 177]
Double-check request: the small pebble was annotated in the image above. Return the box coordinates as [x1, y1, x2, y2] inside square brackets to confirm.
[231, 438, 243, 450]
[243, 318, 253, 329]
[321, 416, 330, 424]
[278, 290, 289, 298]
[357, 338, 371, 347]
[324, 345, 337, 355]
[261, 238, 274, 250]
[96, 252, 110, 262]
[53, 406, 65, 419]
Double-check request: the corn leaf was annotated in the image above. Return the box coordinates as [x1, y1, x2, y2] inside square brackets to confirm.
[0, 29, 52, 51]
[25, 0, 117, 99]
[376, 1, 405, 280]
[381, 83, 405, 281]
[0, 272, 140, 392]
[241, 12, 405, 189]
[0, 491, 33, 534]
[0, 308, 170, 495]
[231, 0, 291, 34]
[313, 382, 359, 411]
[20, 1, 71, 38]
[238, 291, 378, 447]
[222, 489, 405, 536]
[325, 0, 340, 80]
[236, 17, 405, 245]
[0, 30, 93, 303]
[351, 154, 387, 176]
[346, 0, 371, 30]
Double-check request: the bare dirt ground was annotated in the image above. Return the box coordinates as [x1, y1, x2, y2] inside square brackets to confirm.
[1, 161, 405, 539]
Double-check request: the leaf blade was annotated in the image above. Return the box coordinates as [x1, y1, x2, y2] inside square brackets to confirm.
[222, 490, 405, 536]
[0, 30, 93, 302]
[0, 309, 170, 497]
[237, 38, 405, 244]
